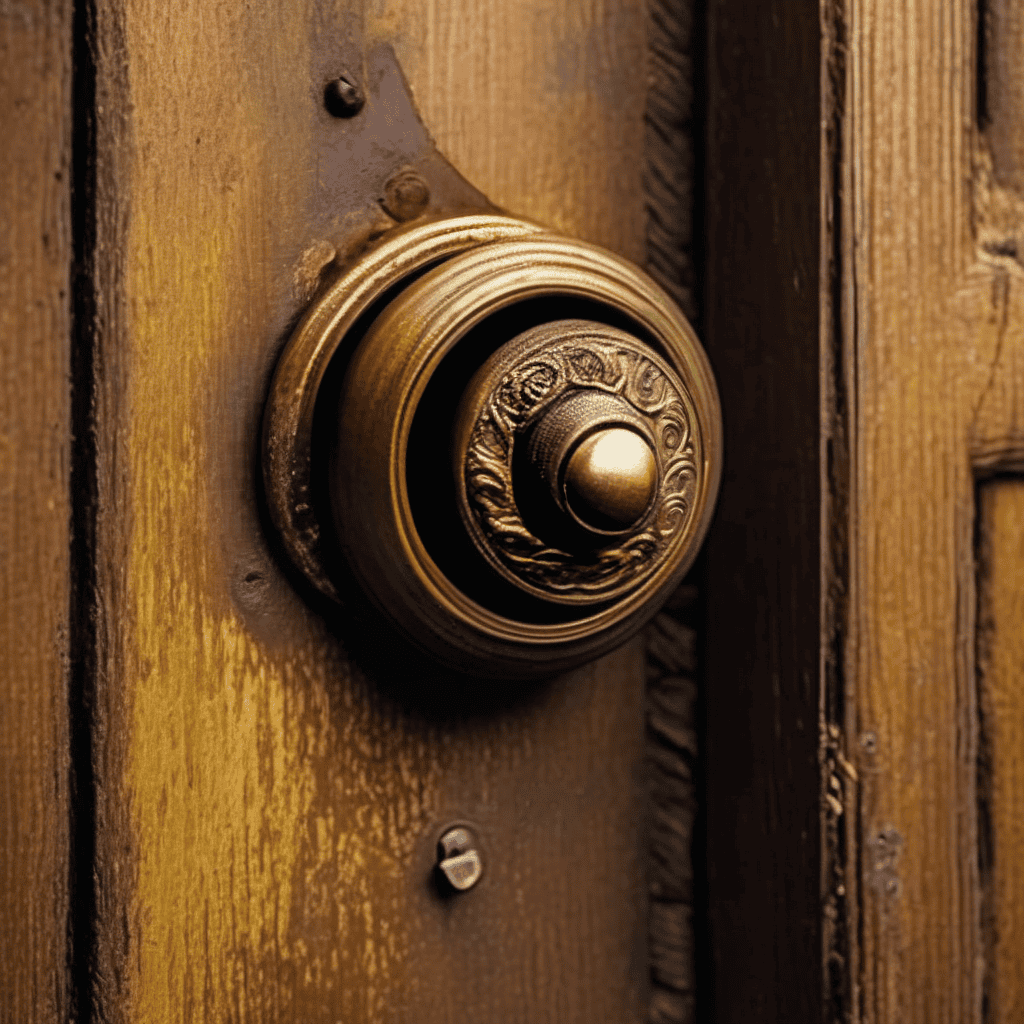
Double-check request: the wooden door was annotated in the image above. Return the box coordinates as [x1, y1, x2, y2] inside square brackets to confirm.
[12, 1, 1024, 1022]
[705, 0, 1024, 1022]
[1, 1, 704, 1022]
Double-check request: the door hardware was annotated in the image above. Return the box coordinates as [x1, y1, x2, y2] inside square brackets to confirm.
[262, 50, 722, 679]
[323, 71, 365, 118]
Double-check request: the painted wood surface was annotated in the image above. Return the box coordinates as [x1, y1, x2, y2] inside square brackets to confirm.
[841, 0, 1024, 1019]
[86, 2, 660, 1021]
[0, 2, 73, 1021]
[369, 0, 648, 267]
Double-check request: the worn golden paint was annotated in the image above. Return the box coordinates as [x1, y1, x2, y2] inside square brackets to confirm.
[111, 4, 412, 1018]
[91, 0, 651, 1020]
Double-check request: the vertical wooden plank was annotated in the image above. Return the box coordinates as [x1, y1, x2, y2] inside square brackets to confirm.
[703, 3, 827, 1021]
[0, 0, 72, 1020]
[88, 1, 657, 1021]
[844, 1, 984, 1020]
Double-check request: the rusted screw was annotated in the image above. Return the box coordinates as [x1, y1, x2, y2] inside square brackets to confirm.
[324, 73, 365, 117]
[381, 167, 430, 222]
[436, 826, 483, 892]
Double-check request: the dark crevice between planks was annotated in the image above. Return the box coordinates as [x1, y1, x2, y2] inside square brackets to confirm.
[643, 0, 704, 1020]
[974, 478, 998, 1024]
[822, 0, 854, 1020]
[68, 0, 100, 1018]
[976, 0, 990, 131]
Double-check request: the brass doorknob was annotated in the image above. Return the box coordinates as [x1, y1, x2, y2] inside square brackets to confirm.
[562, 425, 658, 531]
[263, 214, 721, 678]
[521, 375, 660, 533]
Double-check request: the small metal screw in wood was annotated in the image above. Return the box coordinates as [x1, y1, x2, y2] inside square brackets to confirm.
[324, 73, 365, 117]
[436, 827, 483, 892]
[381, 167, 430, 221]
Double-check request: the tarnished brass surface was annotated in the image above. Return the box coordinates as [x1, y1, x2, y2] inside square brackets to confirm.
[262, 215, 540, 598]
[265, 214, 721, 676]
[453, 318, 700, 605]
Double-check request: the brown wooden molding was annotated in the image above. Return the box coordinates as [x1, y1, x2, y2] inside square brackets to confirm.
[0, 2, 74, 1019]
[644, 0, 698, 323]
[645, 586, 700, 1024]
[704, 1, 826, 1020]
[642, 0, 700, 1019]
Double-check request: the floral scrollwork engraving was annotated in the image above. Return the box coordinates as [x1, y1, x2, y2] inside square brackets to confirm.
[462, 331, 701, 602]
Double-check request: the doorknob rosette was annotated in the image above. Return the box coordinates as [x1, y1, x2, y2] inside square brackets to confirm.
[264, 215, 721, 678]
[452, 318, 698, 606]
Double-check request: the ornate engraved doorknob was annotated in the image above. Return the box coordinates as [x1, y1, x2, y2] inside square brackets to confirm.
[263, 214, 721, 678]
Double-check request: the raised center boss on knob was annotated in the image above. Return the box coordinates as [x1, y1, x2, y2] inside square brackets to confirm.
[262, 214, 722, 678]
[527, 390, 658, 533]
[563, 427, 658, 531]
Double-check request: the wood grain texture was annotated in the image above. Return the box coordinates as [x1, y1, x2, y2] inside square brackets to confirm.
[982, 0, 1024, 190]
[367, 0, 648, 264]
[0, 2, 73, 1021]
[841, 0, 1024, 1019]
[976, 480, 1024, 1024]
[643, 0, 696, 322]
[87, 1, 654, 1021]
[703, 3, 826, 1021]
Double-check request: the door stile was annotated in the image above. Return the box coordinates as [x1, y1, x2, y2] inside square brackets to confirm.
[0, 3, 74, 1021]
[704, 1, 828, 1020]
[823, 0, 858, 1018]
[837, 0, 1024, 1018]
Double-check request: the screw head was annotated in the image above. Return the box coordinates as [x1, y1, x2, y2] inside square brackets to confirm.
[324, 74, 365, 117]
[381, 167, 430, 222]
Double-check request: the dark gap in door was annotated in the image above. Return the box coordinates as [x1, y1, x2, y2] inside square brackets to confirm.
[642, 0, 707, 1019]
[68, 0, 100, 1018]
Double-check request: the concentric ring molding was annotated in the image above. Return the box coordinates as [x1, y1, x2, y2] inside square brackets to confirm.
[329, 232, 722, 677]
[262, 215, 542, 599]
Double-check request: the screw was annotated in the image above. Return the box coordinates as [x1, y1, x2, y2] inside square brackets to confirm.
[381, 167, 430, 222]
[324, 73, 365, 118]
[436, 826, 483, 892]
